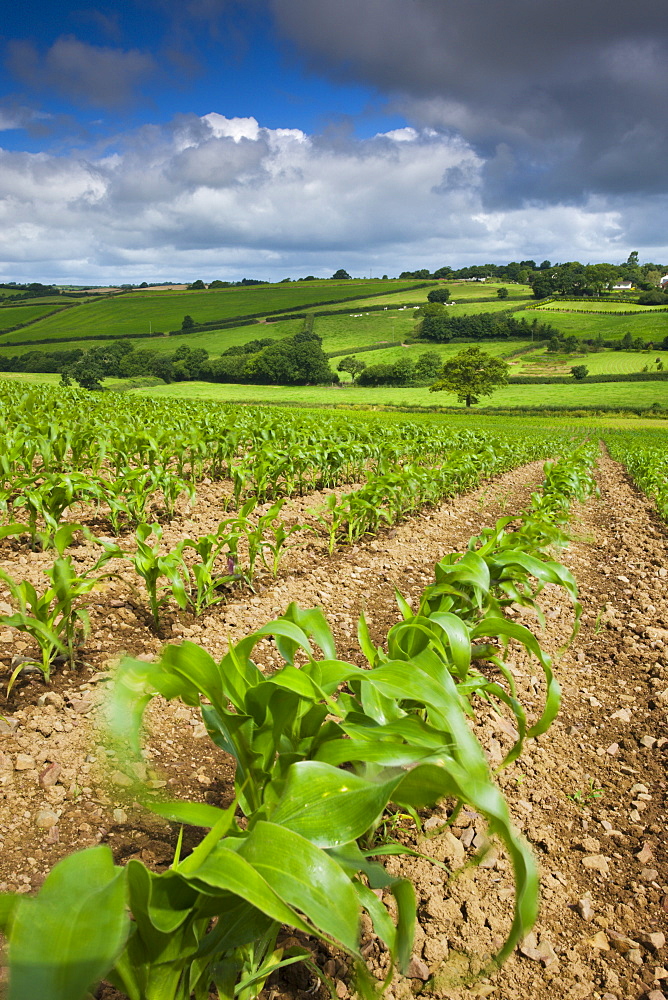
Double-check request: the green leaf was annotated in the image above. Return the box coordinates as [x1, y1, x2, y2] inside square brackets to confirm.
[237, 822, 362, 955]
[7, 846, 128, 1000]
[271, 761, 402, 847]
[150, 799, 234, 829]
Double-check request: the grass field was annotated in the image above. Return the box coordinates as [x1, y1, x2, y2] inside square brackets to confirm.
[0, 279, 429, 347]
[506, 347, 664, 376]
[333, 339, 519, 379]
[516, 308, 668, 343]
[536, 300, 668, 314]
[0, 284, 530, 357]
[3, 369, 668, 415]
[0, 303, 74, 330]
[128, 376, 668, 410]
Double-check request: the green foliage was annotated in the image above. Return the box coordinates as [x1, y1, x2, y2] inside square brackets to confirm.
[570, 365, 589, 380]
[337, 355, 367, 380]
[0, 535, 109, 687]
[427, 288, 450, 303]
[0, 397, 600, 1000]
[430, 346, 510, 406]
[497, 287, 509, 300]
[605, 429, 668, 519]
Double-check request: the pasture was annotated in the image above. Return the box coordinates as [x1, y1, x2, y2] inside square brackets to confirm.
[129, 375, 668, 410]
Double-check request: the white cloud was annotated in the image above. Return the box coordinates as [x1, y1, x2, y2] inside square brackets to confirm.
[0, 112, 663, 284]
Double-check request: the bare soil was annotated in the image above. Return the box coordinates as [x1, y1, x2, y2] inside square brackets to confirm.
[0, 453, 666, 1000]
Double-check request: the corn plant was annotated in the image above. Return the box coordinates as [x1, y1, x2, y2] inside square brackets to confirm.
[0, 572, 67, 691]
[9, 473, 101, 550]
[180, 526, 242, 615]
[0, 551, 100, 691]
[107, 600, 540, 984]
[260, 517, 303, 577]
[126, 524, 189, 631]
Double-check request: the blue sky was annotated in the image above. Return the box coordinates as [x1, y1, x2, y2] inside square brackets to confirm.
[1, 2, 405, 151]
[1, 0, 667, 284]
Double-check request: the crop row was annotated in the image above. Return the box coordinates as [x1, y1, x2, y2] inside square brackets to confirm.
[0, 383, 571, 492]
[604, 430, 668, 519]
[0, 445, 598, 1000]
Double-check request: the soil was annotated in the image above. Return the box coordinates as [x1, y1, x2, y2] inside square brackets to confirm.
[0, 452, 666, 1000]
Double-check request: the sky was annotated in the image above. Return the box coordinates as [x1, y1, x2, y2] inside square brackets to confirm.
[1, 0, 667, 285]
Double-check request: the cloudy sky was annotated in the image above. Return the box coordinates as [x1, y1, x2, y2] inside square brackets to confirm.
[2, 0, 667, 284]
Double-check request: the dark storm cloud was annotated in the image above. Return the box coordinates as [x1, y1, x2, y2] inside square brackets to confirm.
[6, 35, 155, 108]
[269, 0, 668, 207]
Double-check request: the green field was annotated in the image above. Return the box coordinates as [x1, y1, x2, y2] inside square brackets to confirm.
[0, 282, 531, 357]
[0, 279, 429, 347]
[505, 346, 664, 376]
[517, 308, 668, 343]
[0, 303, 73, 330]
[536, 300, 667, 314]
[126, 376, 668, 410]
[333, 339, 519, 379]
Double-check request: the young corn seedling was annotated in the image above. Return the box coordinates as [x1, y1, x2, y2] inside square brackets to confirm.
[129, 523, 189, 631]
[10, 472, 100, 550]
[181, 524, 243, 614]
[260, 517, 304, 577]
[0, 573, 66, 691]
[0, 552, 98, 691]
[98, 469, 160, 533]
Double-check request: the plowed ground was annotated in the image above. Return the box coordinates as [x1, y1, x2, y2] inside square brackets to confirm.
[0, 451, 666, 1000]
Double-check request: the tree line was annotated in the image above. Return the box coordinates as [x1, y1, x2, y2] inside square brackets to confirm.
[0, 316, 338, 390]
[399, 252, 668, 300]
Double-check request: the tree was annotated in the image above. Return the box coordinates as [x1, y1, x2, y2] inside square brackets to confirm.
[188, 279, 206, 290]
[66, 358, 106, 391]
[331, 269, 351, 280]
[429, 346, 509, 407]
[570, 365, 589, 380]
[414, 351, 442, 381]
[337, 355, 367, 381]
[253, 334, 334, 385]
[497, 287, 509, 299]
[181, 315, 195, 331]
[532, 275, 553, 300]
[638, 289, 667, 305]
[427, 288, 450, 303]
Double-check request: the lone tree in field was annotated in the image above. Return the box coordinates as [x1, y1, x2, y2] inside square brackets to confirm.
[337, 355, 367, 381]
[429, 346, 509, 407]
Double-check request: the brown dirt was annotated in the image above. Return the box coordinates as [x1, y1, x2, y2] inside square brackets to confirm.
[0, 453, 666, 1000]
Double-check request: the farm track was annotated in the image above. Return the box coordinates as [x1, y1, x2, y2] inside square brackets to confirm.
[0, 455, 666, 998]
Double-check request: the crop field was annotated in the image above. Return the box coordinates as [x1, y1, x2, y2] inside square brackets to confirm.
[510, 347, 661, 375]
[535, 300, 667, 314]
[517, 307, 668, 343]
[0, 379, 666, 1000]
